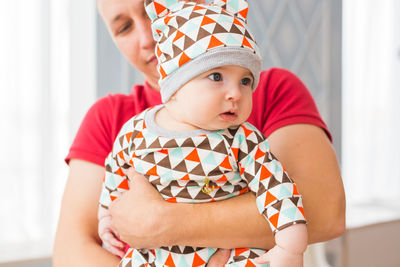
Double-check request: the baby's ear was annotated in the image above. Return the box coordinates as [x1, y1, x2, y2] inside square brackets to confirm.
[144, 0, 179, 21]
[213, 0, 249, 22]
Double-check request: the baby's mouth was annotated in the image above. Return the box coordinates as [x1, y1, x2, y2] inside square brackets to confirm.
[219, 110, 238, 121]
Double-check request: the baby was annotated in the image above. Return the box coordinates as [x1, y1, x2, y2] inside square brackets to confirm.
[98, 0, 308, 266]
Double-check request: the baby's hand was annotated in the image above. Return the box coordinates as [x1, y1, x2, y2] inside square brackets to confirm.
[98, 214, 126, 258]
[253, 245, 303, 267]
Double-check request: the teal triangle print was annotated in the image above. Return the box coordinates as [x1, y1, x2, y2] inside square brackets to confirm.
[278, 185, 292, 199]
[281, 207, 297, 221]
[177, 255, 190, 267]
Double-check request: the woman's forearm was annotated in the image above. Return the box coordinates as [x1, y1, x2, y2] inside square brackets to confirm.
[53, 160, 120, 267]
[112, 125, 345, 250]
[160, 125, 345, 248]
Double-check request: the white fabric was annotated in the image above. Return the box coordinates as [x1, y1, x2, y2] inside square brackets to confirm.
[343, 0, 400, 204]
[0, 0, 96, 262]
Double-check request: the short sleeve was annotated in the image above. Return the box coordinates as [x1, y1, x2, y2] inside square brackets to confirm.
[249, 68, 332, 141]
[65, 96, 115, 166]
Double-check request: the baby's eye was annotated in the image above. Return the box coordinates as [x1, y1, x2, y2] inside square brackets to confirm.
[241, 77, 253, 86]
[208, 72, 222, 82]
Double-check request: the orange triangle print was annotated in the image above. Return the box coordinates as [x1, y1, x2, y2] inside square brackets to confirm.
[260, 165, 271, 180]
[166, 197, 177, 203]
[146, 165, 158, 176]
[173, 30, 185, 42]
[156, 45, 162, 56]
[298, 206, 306, 218]
[159, 66, 167, 79]
[118, 151, 125, 161]
[159, 148, 169, 154]
[193, 5, 206, 11]
[219, 156, 232, 169]
[110, 195, 117, 201]
[118, 179, 130, 190]
[269, 213, 279, 229]
[164, 253, 175, 267]
[125, 132, 133, 142]
[179, 52, 191, 67]
[185, 149, 200, 162]
[233, 17, 243, 27]
[192, 252, 206, 267]
[238, 8, 248, 20]
[293, 184, 300, 195]
[201, 15, 216, 26]
[244, 260, 256, 267]
[231, 147, 239, 161]
[125, 249, 133, 258]
[265, 191, 278, 206]
[153, 1, 167, 16]
[217, 174, 228, 182]
[136, 131, 144, 138]
[254, 147, 265, 160]
[242, 37, 253, 50]
[115, 167, 125, 177]
[207, 35, 224, 50]
[242, 125, 252, 137]
[180, 174, 190, 180]
[235, 248, 248, 256]
[164, 15, 172, 24]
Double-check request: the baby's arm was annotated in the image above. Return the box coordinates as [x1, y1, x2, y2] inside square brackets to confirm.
[98, 151, 131, 257]
[254, 224, 308, 266]
[98, 205, 126, 258]
[236, 124, 307, 266]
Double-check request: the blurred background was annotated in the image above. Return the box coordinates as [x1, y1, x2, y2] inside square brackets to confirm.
[0, 0, 399, 266]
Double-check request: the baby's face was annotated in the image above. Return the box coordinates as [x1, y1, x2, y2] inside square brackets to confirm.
[167, 65, 253, 131]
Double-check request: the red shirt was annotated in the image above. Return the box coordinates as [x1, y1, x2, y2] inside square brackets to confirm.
[66, 68, 331, 166]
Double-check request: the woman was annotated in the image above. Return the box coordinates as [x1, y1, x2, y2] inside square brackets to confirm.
[53, 0, 345, 266]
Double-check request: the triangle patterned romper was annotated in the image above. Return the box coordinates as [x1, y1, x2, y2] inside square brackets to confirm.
[100, 105, 306, 267]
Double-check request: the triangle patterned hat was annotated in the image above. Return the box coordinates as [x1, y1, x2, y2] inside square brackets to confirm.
[145, 0, 262, 103]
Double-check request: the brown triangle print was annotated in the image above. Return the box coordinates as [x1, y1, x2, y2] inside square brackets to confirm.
[281, 172, 292, 183]
[182, 246, 195, 254]
[197, 26, 211, 41]
[267, 174, 281, 190]
[175, 186, 191, 199]
[197, 138, 212, 150]
[212, 23, 228, 34]
[136, 139, 148, 150]
[176, 16, 189, 27]
[148, 138, 162, 149]
[159, 185, 172, 197]
[190, 163, 206, 176]
[195, 188, 213, 200]
[271, 199, 283, 211]
[184, 35, 196, 49]
[181, 137, 196, 147]
[164, 139, 179, 148]
[213, 140, 228, 154]
[173, 160, 188, 173]
[189, 11, 203, 19]
[205, 8, 219, 16]
[118, 135, 125, 147]
[172, 44, 183, 58]
[157, 155, 172, 169]
[244, 29, 254, 41]
[208, 166, 222, 176]
[246, 140, 257, 155]
[229, 23, 244, 35]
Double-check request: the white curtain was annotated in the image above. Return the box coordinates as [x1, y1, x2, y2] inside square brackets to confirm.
[0, 0, 96, 262]
[343, 0, 400, 205]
